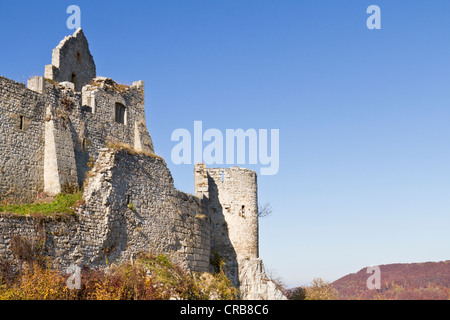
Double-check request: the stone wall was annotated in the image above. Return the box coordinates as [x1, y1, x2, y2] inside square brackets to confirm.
[0, 28, 286, 300]
[195, 164, 259, 285]
[75, 148, 210, 271]
[0, 148, 211, 273]
[0, 76, 46, 203]
[0, 214, 80, 269]
[43, 84, 79, 195]
[195, 165, 259, 260]
[65, 77, 154, 188]
[195, 163, 286, 300]
[0, 73, 154, 202]
[45, 28, 96, 92]
[0, 150, 286, 299]
[0, 80, 286, 298]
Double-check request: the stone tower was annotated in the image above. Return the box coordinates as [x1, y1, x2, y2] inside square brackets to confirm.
[45, 28, 96, 92]
[195, 164, 285, 299]
[195, 164, 259, 284]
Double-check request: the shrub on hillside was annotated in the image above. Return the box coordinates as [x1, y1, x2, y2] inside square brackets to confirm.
[0, 252, 239, 300]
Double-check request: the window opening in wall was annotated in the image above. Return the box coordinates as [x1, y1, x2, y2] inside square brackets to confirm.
[82, 138, 86, 152]
[221, 171, 225, 183]
[19, 115, 24, 131]
[76, 51, 82, 63]
[241, 205, 245, 218]
[127, 194, 131, 205]
[71, 72, 77, 87]
[115, 103, 126, 124]
[82, 105, 92, 113]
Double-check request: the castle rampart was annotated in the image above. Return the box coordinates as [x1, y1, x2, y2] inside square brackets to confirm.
[0, 148, 211, 273]
[0, 29, 153, 202]
[45, 29, 96, 92]
[0, 29, 286, 300]
[0, 76, 46, 202]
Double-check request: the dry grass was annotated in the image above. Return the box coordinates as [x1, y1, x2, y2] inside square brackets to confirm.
[44, 78, 58, 86]
[0, 252, 239, 300]
[89, 79, 131, 93]
[105, 140, 163, 160]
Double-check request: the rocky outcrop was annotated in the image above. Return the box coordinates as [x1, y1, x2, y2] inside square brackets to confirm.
[238, 258, 287, 300]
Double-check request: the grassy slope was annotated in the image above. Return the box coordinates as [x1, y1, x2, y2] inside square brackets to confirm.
[0, 192, 83, 216]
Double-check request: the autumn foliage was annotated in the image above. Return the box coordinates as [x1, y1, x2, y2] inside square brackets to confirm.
[287, 277, 338, 300]
[0, 253, 239, 300]
[331, 261, 450, 300]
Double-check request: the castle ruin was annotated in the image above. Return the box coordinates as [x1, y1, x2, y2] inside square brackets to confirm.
[0, 29, 285, 300]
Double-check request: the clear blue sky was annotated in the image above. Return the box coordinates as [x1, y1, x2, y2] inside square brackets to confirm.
[2, 0, 450, 288]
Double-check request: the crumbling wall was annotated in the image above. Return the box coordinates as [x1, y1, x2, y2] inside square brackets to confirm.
[70, 77, 154, 187]
[0, 214, 80, 270]
[75, 148, 210, 271]
[45, 28, 96, 92]
[0, 76, 46, 203]
[1, 28, 154, 201]
[0, 28, 286, 299]
[0, 74, 155, 199]
[0, 148, 211, 273]
[42, 84, 79, 195]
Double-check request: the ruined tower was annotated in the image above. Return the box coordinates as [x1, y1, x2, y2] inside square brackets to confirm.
[45, 28, 96, 92]
[194, 164, 259, 284]
[195, 164, 284, 299]
[0, 28, 154, 201]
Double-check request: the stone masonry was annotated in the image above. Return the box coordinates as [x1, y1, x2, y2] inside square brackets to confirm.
[45, 29, 96, 92]
[0, 148, 210, 273]
[195, 163, 285, 299]
[0, 29, 285, 300]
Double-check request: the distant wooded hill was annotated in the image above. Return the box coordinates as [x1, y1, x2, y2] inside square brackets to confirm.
[331, 261, 450, 300]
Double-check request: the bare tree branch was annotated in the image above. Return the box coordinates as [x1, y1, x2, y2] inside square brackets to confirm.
[258, 202, 272, 218]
